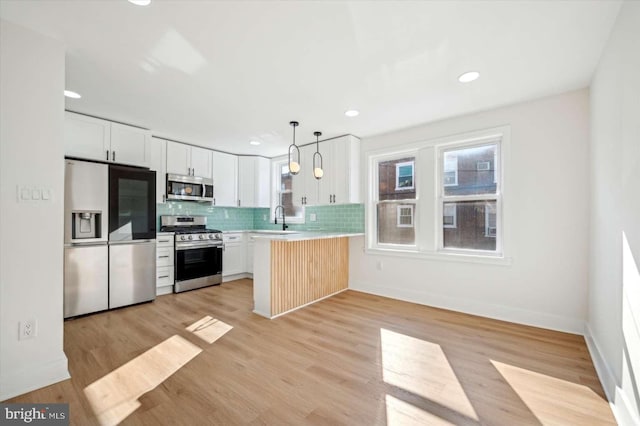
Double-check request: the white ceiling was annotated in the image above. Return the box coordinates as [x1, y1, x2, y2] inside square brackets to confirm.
[0, 0, 621, 157]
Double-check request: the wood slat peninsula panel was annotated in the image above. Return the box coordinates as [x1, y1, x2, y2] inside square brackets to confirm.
[270, 237, 348, 316]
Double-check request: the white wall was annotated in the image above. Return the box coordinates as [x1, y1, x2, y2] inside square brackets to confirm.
[0, 20, 69, 400]
[587, 1, 640, 424]
[350, 89, 590, 334]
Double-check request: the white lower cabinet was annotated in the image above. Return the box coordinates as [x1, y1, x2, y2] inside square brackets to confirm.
[156, 233, 175, 295]
[223, 233, 246, 277]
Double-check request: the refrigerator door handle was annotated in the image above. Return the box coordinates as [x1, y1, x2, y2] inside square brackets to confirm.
[64, 242, 108, 247]
[108, 239, 156, 245]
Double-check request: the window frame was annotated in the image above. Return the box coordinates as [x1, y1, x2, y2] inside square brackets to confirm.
[271, 156, 305, 224]
[365, 125, 510, 265]
[394, 161, 415, 191]
[437, 139, 502, 256]
[396, 204, 414, 228]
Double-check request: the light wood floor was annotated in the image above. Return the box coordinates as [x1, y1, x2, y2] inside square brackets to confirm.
[8, 279, 615, 425]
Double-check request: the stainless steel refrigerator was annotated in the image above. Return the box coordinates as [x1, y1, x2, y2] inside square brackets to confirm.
[64, 159, 156, 318]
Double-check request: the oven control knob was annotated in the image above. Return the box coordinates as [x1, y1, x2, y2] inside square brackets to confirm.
[180, 235, 187, 241]
[208, 234, 215, 239]
[199, 235, 205, 240]
[188, 235, 193, 240]
[215, 233, 222, 240]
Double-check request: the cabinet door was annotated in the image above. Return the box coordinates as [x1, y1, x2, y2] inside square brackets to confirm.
[110, 122, 150, 167]
[166, 142, 190, 175]
[190, 145, 212, 179]
[290, 150, 305, 207]
[211, 151, 238, 206]
[223, 244, 246, 276]
[302, 144, 320, 205]
[64, 111, 111, 161]
[148, 137, 167, 203]
[255, 157, 271, 208]
[318, 139, 335, 205]
[330, 136, 350, 204]
[237, 156, 255, 207]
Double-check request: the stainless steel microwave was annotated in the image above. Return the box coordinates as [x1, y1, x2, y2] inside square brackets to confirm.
[166, 173, 214, 202]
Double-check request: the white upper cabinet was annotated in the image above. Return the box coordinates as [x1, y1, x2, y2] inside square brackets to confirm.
[256, 157, 271, 207]
[211, 151, 238, 206]
[148, 137, 167, 204]
[166, 141, 212, 179]
[110, 122, 149, 166]
[317, 135, 361, 205]
[190, 145, 212, 179]
[64, 111, 151, 167]
[293, 144, 319, 206]
[64, 112, 111, 162]
[237, 156, 270, 208]
[166, 142, 191, 176]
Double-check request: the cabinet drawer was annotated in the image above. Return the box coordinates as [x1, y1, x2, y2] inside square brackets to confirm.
[223, 233, 245, 243]
[156, 266, 174, 288]
[157, 247, 174, 267]
[156, 234, 174, 247]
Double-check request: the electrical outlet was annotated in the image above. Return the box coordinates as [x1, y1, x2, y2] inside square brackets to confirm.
[376, 261, 383, 271]
[263, 214, 266, 221]
[310, 213, 317, 222]
[19, 319, 37, 340]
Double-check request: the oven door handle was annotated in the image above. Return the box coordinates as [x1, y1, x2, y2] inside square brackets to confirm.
[176, 242, 223, 250]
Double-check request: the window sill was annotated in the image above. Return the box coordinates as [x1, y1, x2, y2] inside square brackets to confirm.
[365, 247, 512, 266]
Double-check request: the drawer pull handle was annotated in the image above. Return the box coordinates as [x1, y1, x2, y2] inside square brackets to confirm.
[159, 255, 170, 258]
[159, 239, 170, 243]
[158, 275, 170, 279]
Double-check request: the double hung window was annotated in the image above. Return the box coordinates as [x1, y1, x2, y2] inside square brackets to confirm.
[368, 127, 506, 260]
[440, 143, 500, 253]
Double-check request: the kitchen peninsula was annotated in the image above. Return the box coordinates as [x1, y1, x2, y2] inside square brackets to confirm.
[252, 232, 363, 318]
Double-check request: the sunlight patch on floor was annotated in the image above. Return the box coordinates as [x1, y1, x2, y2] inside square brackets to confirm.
[491, 360, 614, 424]
[385, 394, 457, 426]
[84, 335, 202, 426]
[185, 316, 233, 344]
[380, 328, 478, 421]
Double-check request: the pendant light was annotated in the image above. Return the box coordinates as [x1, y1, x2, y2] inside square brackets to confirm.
[313, 131, 323, 179]
[288, 121, 300, 175]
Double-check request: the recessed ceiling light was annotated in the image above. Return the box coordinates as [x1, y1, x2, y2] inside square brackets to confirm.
[458, 71, 480, 83]
[64, 90, 81, 99]
[345, 110, 359, 117]
[249, 140, 261, 146]
[128, 0, 151, 6]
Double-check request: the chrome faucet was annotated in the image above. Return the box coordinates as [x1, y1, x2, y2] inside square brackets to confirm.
[274, 205, 288, 231]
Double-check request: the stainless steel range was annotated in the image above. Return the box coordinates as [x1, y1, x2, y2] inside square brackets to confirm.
[160, 216, 223, 293]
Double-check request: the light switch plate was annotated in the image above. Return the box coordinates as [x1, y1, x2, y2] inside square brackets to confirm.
[19, 186, 30, 201]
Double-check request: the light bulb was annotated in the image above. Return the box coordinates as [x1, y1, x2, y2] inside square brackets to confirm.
[314, 167, 324, 179]
[289, 161, 300, 174]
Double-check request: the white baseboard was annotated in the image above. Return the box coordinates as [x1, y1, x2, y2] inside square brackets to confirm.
[223, 273, 251, 282]
[0, 355, 70, 401]
[349, 280, 584, 334]
[585, 324, 640, 426]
